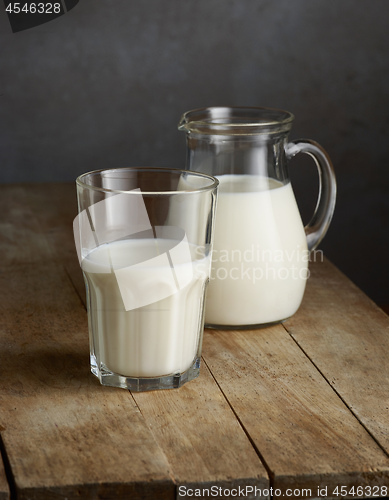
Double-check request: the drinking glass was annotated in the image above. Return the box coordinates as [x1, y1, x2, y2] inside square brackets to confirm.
[73, 167, 218, 391]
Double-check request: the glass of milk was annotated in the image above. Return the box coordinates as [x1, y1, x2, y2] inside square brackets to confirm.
[73, 167, 218, 391]
[178, 107, 337, 328]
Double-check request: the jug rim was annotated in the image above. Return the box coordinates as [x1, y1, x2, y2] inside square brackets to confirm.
[178, 106, 294, 135]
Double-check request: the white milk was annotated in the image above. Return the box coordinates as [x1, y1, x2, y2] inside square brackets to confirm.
[82, 238, 209, 378]
[205, 175, 308, 326]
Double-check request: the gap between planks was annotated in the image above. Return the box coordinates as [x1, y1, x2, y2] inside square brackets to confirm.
[282, 321, 389, 461]
[283, 258, 389, 456]
[201, 355, 275, 483]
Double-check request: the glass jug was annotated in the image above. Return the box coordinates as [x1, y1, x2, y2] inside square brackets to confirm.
[178, 106, 336, 328]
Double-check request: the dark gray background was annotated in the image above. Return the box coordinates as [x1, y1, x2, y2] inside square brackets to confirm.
[1, 0, 388, 310]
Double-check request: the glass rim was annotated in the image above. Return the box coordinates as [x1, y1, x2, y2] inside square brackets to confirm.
[76, 167, 219, 195]
[178, 106, 294, 134]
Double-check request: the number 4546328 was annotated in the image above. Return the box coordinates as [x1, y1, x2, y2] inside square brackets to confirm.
[332, 485, 388, 497]
[5, 3, 62, 14]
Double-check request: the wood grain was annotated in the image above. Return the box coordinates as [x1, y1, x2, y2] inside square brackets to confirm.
[202, 326, 389, 496]
[22, 182, 86, 299]
[285, 259, 389, 453]
[133, 362, 269, 499]
[0, 185, 52, 265]
[2, 183, 389, 499]
[0, 184, 175, 499]
[0, 262, 175, 499]
[12, 183, 271, 499]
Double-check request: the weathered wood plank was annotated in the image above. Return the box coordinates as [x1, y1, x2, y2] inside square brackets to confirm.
[3, 183, 389, 499]
[202, 326, 389, 497]
[0, 184, 176, 499]
[0, 262, 175, 500]
[18, 183, 86, 299]
[0, 183, 84, 298]
[284, 258, 389, 454]
[133, 362, 269, 500]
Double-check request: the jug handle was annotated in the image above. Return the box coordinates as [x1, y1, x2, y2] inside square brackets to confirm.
[286, 139, 337, 251]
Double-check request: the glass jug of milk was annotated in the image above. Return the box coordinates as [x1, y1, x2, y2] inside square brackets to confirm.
[178, 107, 336, 328]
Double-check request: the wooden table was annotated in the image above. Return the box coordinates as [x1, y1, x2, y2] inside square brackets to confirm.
[0, 183, 388, 500]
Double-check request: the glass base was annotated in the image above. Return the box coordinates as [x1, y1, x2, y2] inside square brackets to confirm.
[90, 355, 201, 392]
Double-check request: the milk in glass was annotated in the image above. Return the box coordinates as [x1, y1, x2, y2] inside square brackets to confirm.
[205, 175, 308, 326]
[82, 238, 209, 378]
